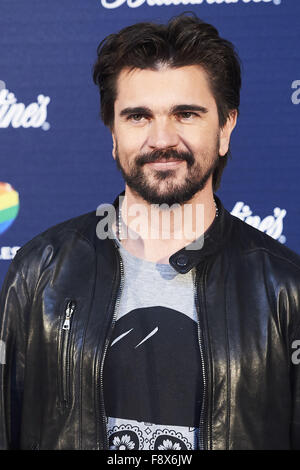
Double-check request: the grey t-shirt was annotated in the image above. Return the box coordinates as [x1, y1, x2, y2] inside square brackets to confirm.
[103, 237, 203, 450]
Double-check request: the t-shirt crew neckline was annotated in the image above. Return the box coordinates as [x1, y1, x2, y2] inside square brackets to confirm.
[112, 225, 178, 271]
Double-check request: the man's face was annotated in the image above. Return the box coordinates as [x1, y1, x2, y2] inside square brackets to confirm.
[112, 65, 235, 205]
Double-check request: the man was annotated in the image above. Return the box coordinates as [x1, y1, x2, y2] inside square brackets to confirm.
[1, 13, 300, 451]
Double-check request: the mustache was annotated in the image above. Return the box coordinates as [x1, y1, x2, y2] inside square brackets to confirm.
[136, 149, 195, 167]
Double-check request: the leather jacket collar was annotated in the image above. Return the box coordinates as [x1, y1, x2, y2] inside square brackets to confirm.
[111, 191, 233, 274]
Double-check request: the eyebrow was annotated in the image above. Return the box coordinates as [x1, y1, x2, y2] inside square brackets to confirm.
[171, 104, 209, 114]
[120, 106, 152, 117]
[119, 104, 209, 117]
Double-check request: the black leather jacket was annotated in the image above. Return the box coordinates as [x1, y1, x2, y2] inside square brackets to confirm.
[1, 193, 300, 450]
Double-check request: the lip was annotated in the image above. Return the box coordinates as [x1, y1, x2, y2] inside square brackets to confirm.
[145, 160, 185, 170]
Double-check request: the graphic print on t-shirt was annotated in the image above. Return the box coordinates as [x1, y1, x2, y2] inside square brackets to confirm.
[103, 306, 203, 450]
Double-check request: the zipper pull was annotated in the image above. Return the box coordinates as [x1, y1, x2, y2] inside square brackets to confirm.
[62, 300, 76, 330]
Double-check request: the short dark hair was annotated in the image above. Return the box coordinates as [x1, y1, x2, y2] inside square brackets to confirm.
[93, 13, 242, 191]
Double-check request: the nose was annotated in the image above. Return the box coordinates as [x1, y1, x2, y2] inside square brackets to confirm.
[147, 118, 180, 150]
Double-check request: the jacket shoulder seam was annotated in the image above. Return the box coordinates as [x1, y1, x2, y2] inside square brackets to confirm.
[7, 254, 31, 305]
[49, 227, 97, 251]
[243, 247, 300, 273]
[15, 226, 97, 262]
[19, 267, 31, 305]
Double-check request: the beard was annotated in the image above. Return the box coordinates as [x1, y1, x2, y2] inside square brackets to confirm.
[115, 144, 219, 206]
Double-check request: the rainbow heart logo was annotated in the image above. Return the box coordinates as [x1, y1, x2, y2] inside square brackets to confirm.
[0, 182, 19, 235]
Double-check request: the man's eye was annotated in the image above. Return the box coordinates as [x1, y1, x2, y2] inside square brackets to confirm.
[177, 112, 196, 120]
[128, 114, 146, 122]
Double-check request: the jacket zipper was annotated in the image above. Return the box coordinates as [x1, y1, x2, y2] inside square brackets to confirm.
[60, 299, 76, 408]
[62, 300, 76, 330]
[194, 268, 209, 450]
[97, 245, 124, 449]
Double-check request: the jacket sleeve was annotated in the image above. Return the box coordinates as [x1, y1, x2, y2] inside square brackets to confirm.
[291, 366, 300, 448]
[291, 319, 300, 449]
[288, 260, 300, 449]
[0, 254, 30, 449]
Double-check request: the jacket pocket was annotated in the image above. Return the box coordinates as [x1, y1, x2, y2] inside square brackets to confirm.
[58, 299, 76, 409]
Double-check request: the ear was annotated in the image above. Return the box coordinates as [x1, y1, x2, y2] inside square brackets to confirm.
[112, 133, 116, 160]
[219, 110, 238, 157]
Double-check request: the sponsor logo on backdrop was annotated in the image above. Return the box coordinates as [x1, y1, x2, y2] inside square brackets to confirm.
[0, 80, 50, 130]
[231, 201, 286, 244]
[291, 80, 300, 105]
[0, 182, 20, 260]
[101, 0, 281, 10]
[0, 182, 19, 235]
[0, 246, 20, 260]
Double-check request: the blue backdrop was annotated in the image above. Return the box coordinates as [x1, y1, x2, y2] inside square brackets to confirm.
[1, 0, 299, 287]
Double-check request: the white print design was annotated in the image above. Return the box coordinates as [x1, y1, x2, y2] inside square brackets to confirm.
[0, 83, 50, 130]
[107, 418, 194, 450]
[101, 0, 281, 10]
[111, 434, 135, 450]
[150, 427, 192, 450]
[134, 327, 158, 348]
[231, 202, 286, 243]
[108, 422, 145, 450]
[158, 438, 182, 450]
[110, 328, 134, 347]
[109, 327, 159, 348]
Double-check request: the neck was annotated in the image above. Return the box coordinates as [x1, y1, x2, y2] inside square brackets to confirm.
[116, 184, 217, 263]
